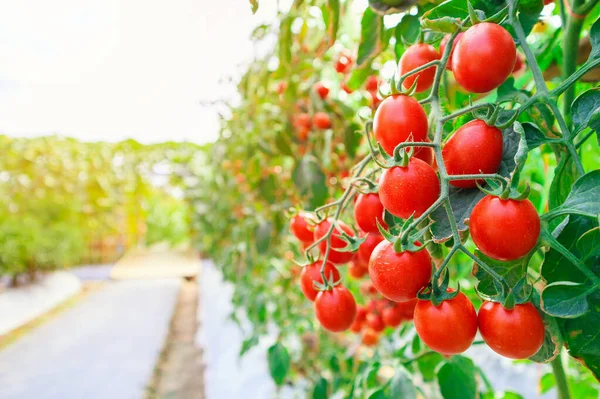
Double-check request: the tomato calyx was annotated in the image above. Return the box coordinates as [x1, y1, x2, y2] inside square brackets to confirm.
[351, 177, 379, 195]
[417, 269, 459, 307]
[312, 263, 343, 291]
[376, 216, 431, 254]
[467, 2, 509, 26]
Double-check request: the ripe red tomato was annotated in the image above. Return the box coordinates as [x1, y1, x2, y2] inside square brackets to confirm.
[368, 240, 432, 302]
[335, 53, 353, 74]
[293, 113, 312, 130]
[452, 23, 516, 93]
[439, 33, 464, 70]
[315, 286, 357, 332]
[373, 95, 429, 156]
[348, 261, 368, 279]
[300, 261, 341, 301]
[396, 298, 417, 320]
[379, 157, 440, 219]
[354, 193, 387, 234]
[366, 312, 385, 332]
[297, 126, 310, 141]
[478, 301, 545, 359]
[414, 292, 478, 355]
[365, 75, 380, 93]
[442, 119, 503, 188]
[362, 328, 379, 346]
[382, 304, 404, 327]
[341, 81, 353, 94]
[357, 232, 384, 265]
[470, 196, 541, 261]
[512, 53, 525, 75]
[399, 43, 440, 92]
[290, 212, 315, 243]
[314, 218, 356, 265]
[544, 0, 553, 4]
[360, 281, 378, 297]
[314, 82, 330, 99]
[414, 144, 434, 165]
[313, 112, 332, 129]
[349, 306, 367, 333]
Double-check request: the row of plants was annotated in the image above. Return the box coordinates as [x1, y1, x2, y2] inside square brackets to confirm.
[0, 135, 204, 284]
[195, 0, 600, 398]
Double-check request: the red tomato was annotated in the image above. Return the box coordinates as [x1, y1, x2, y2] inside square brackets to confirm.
[313, 112, 332, 129]
[439, 33, 464, 71]
[341, 81, 353, 94]
[276, 81, 288, 94]
[294, 113, 312, 130]
[357, 232, 384, 265]
[414, 292, 478, 355]
[365, 75, 380, 93]
[368, 240, 432, 302]
[314, 218, 356, 265]
[470, 196, 541, 261]
[379, 157, 440, 219]
[349, 306, 366, 333]
[314, 82, 330, 99]
[396, 298, 417, 320]
[362, 328, 379, 346]
[348, 261, 368, 279]
[297, 126, 310, 141]
[478, 301, 545, 359]
[335, 53, 353, 74]
[382, 304, 405, 327]
[360, 281, 378, 297]
[300, 261, 341, 301]
[370, 92, 383, 110]
[512, 53, 526, 75]
[452, 23, 516, 93]
[290, 212, 315, 243]
[414, 144, 434, 166]
[544, 0, 553, 4]
[350, 318, 364, 333]
[354, 193, 387, 234]
[366, 312, 385, 332]
[399, 43, 440, 92]
[442, 119, 503, 188]
[315, 286, 357, 332]
[373, 94, 429, 156]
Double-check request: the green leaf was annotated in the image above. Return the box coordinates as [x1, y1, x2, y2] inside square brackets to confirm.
[249, 0, 258, 14]
[421, 0, 504, 33]
[397, 14, 421, 47]
[313, 377, 329, 399]
[278, 16, 293, 70]
[549, 155, 580, 210]
[577, 227, 600, 261]
[390, 368, 416, 399]
[267, 342, 290, 386]
[346, 65, 373, 91]
[344, 123, 362, 158]
[275, 129, 293, 156]
[292, 156, 328, 209]
[369, 0, 418, 15]
[437, 356, 477, 399]
[473, 250, 528, 298]
[572, 88, 600, 134]
[418, 352, 444, 381]
[239, 335, 259, 357]
[522, 122, 552, 150]
[357, 8, 384, 66]
[368, 389, 387, 399]
[255, 221, 272, 254]
[326, 0, 340, 48]
[589, 17, 600, 60]
[541, 281, 592, 318]
[550, 170, 600, 219]
[258, 174, 278, 204]
[529, 290, 562, 363]
[430, 188, 485, 243]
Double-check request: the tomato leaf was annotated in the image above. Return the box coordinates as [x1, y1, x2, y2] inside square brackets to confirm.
[421, 0, 505, 33]
[278, 16, 293, 70]
[249, 0, 258, 14]
[529, 290, 562, 363]
[292, 156, 328, 209]
[396, 14, 421, 50]
[541, 281, 593, 318]
[437, 356, 477, 399]
[390, 368, 416, 399]
[267, 342, 290, 386]
[588, 16, 600, 61]
[430, 188, 484, 243]
[369, 0, 418, 15]
[312, 377, 329, 399]
[357, 8, 384, 67]
[255, 221, 272, 254]
[325, 0, 340, 48]
[548, 170, 600, 219]
[344, 123, 362, 158]
[549, 155, 580, 210]
[572, 88, 600, 135]
[521, 122, 552, 150]
[473, 250, 528, 299]
[577, 227, 600, 261]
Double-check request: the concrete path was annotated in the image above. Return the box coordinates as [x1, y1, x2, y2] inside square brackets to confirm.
[0, 279, 180, 399]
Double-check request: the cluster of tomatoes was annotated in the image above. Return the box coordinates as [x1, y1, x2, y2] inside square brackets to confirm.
[290, 22, 548, 360]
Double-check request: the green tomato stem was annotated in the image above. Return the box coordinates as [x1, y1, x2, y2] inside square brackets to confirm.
[551, 352, 573, 399]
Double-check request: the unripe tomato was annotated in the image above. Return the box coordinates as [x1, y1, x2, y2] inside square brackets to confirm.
[399, 43, 440, 92]
[365, 75, 380, 93]
[362, 328, 379, 346]
[313, 112, 332, 129]
[453, 23, 516, 93]
[348, 261, 368, 279]
[379, 157, 440, 219]
[382, 304, 404, 327]
[290, 212, 315, 243]
[478, 301, 545, 359]
[396, 298, 417, 320]
[335, 53, 353, 74]
[442, 119, 503, 188]
[470, 196, 541, 261]
[373, 95, 429, 156]
[439, 33, 464, 70]
[314, 218, 356, 265]
[357, 232, 384, 265]
[300, 261, 341, 301]
[366, 312, 385, 332]
[314, 82, 330, 99]
[294, 113, 312, 130]
[354, 193, 387, 234]
[368, 240, 432, 302]
[315, 286, 357, 332]
[414, 292, 478, 355]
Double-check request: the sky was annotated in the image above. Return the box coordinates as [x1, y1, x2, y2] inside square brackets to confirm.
[0, 0, 285, 144]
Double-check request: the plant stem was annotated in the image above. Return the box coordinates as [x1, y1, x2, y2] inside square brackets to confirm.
[561, 8, 585, 123]
[551, 353, 572, 399]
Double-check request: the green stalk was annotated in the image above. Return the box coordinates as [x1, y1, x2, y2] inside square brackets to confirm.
[561, 6, 585, 123]
[551, 353, 572, 399]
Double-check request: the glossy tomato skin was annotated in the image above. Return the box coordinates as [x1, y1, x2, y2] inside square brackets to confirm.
[290, 212, 315, 243]
[315, 286, 357, 332]
[314, 82, 330, 99]
[354, 193, 387, 234]
[470, 196, 540, 261]
[439, 33, 464, 70]
[399, 43, 440, 92]
[362, 328, 379, 346]
[300, 261, 341, 301]
[365, 75, 380, 93]
[350, 306, 367, 333]
[478, 301, 545, 359]
[379, 158, 440, 219]
[366, 312, 385, 332]
[357, 232, 384, 265]
[313, 112, 332, 129]
[442, 120, 503, 188]
[314, 218, 356, 265]
[348, 261, 368, 279]
[382, 304, 404, 327]
[368, 240, 432, 302]
[396, 298, 417, 320]
[453, 23, 516, 93]
[373, 95, 429, 156]
[414, 144, 434, 165]
[414, 292, 478, 355]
